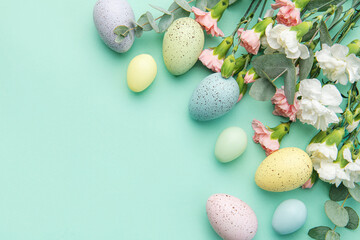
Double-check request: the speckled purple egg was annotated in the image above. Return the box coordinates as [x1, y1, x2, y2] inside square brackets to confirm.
[206, 194, 258, 240]
[93, 0, 135, 53]
[189, 73, 239, 121]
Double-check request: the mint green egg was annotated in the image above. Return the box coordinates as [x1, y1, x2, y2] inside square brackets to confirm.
[215, 127, 248, 163]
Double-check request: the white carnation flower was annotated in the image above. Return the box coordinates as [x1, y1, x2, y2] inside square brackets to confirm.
[315, 44, 360, 85]
[263, 24, 309, 59]
[317, 161, 350, 187]
[306, 142, 338, 169]
[297, 79, 343, 131]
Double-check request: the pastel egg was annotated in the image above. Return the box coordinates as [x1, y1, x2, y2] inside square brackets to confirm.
[127, 54, 157, 92]
[189, 73, 239, 121]
[215, 127, 247, 163]
[163, 17, 204, 75]
[272, 199, 307, 235]
[206, 194, 258, 240]
[93, 0, 135, 53]
[255, 147, 313, 192]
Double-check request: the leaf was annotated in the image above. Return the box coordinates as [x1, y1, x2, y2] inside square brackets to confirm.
[249, 78, 276, 101]
[330, 6, 343, 28]
[174, 0, 192, 12]
[115, 35, 125, 43]
[325, 230, 340, 240]
[113, 25, 129, 43]
[308, 226, 332, 240]
[196, 0, 207, 11]
[149, 4, 171, 15]
[137, 14, 152, 31]
[207, 0, 237, 8]
[305, 0, 343, 12]
[302, 22, 318, 42]
[329, 183, 350, 201]
[134, 26, 143, 38]
[252, 54, 296, 104]
[158, 14, 174, 32]
[345, 206, 359, 230]
[168, 2, 190, 21]
[146, 11, 160, 33]
[324, 200, 349, 227]
[348, 183, 360, 202]
[299, 48, 314, 80]
[320, 21, 332, 46]
[353, 0, 360, 7]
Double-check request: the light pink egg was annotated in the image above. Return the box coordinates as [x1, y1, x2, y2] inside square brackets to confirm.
[206, 194, 258, 240]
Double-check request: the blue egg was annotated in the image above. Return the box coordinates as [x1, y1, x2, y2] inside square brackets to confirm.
[189, 73, 239, 121]
[272, 199, 307, 235]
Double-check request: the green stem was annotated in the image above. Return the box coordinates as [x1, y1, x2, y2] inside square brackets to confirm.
[258, 0, 268, 21]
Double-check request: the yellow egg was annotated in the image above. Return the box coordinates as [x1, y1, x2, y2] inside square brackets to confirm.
[127, 54, 157, 92]
[255, 147, 313, 192]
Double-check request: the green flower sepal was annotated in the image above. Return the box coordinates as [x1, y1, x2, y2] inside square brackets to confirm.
[213, 36, 234, 59]
[210, 0, 229, 21]
[270, 122, 291, 143]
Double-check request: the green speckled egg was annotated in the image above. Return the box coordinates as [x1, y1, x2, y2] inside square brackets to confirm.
[255, 147, 313, 192]
[162, 17, 204, 76]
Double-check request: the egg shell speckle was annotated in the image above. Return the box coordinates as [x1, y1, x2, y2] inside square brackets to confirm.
[163, 17, 204, 75]
[93, 0, 135, 53]
[255, 147, 313, 192]
[206, 194, 258, 240]
[189, 73, 239, 121]
[272, 199, 307, 235]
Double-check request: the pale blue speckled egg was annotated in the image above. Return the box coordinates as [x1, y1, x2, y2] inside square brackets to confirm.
[189, 73, 239, 121]
[93, 0, 135, 53]
[272, 199, 307, 235]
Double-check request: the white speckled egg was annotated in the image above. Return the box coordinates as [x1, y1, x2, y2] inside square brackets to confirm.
[272, 199, 307, 235]
[189, 73, 239, 121]
[215, 127, 247, 163]
[127, 54, 157, 92]
[93, 0, 135, 53]
[255, 147, 313, 192]
[206, 194, 258, 240]
[163, 17, 204, 75]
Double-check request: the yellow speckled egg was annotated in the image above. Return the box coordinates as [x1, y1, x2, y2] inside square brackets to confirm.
[255, 147, 313, 192]
[163, 17, 204, 76]
[127, 54, 157, 92]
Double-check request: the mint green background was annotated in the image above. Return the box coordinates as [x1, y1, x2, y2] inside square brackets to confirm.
[1, 0, 359, 239]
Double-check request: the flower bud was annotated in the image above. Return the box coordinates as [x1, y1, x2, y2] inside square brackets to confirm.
[236, 70, 248, 102]
[270, 122, 291, 143]
[344, 109, 354, 125]
[233, 55, 250, 75]
[347, 39, 360, 55]
[253, 17, 275, 37]
[221, 54, 236, 78]
[244, 67, 259, 84]
[213, 36, 234, 59]
[291, 21, 313, 40]
[335, 141, 354, 168]
[294, 0, 311, 10]
[324, 128, 345, 147]
[211, 0, 229, 21]
[309, 130, 327, 144]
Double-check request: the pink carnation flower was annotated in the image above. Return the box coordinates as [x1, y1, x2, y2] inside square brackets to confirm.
[271, 0, 301, 27]
[244, 71, 257, 84]
[238, 28, 261, 55]
[252, 119, 280, 156]
[192, 7, 224, 37]
[199, 49, 224, 73]
[271, 87, 299, 122]
[302, 178, 314, 189]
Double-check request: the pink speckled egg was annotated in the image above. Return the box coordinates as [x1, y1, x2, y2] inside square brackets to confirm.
[206, 194, 258, 240]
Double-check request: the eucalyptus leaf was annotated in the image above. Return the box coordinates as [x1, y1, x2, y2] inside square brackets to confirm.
[353, 0, 360, 7]
[305, 0, 343, 12]
[134, 26, 143, 38]
[146, 11, 160, 33]
[137, 14, 152, 31]
[330, 6, 343, 28]
[207, 0, 237, 8]
[114, 25, 129, 37]
[174, 0, 192, 12]
[345, 206, 359, 230]
[324, 200, 349, 227]
[252, 54, 296, 104]
[158, 14, 174, 32]
[325, 230, 340, 240]
[348, 183, 360, 202]
[115, 35, 125, 43]
[196, 0, 207, 11]
[299, 49, 314, 80]
[329, 183, 350, 201]
[320, 21, 332, 46]
[249, 78, 276, 101]
[149, 4, 171, 15]
[168, 2, 190, 21]
[308, 226, 332, 240]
